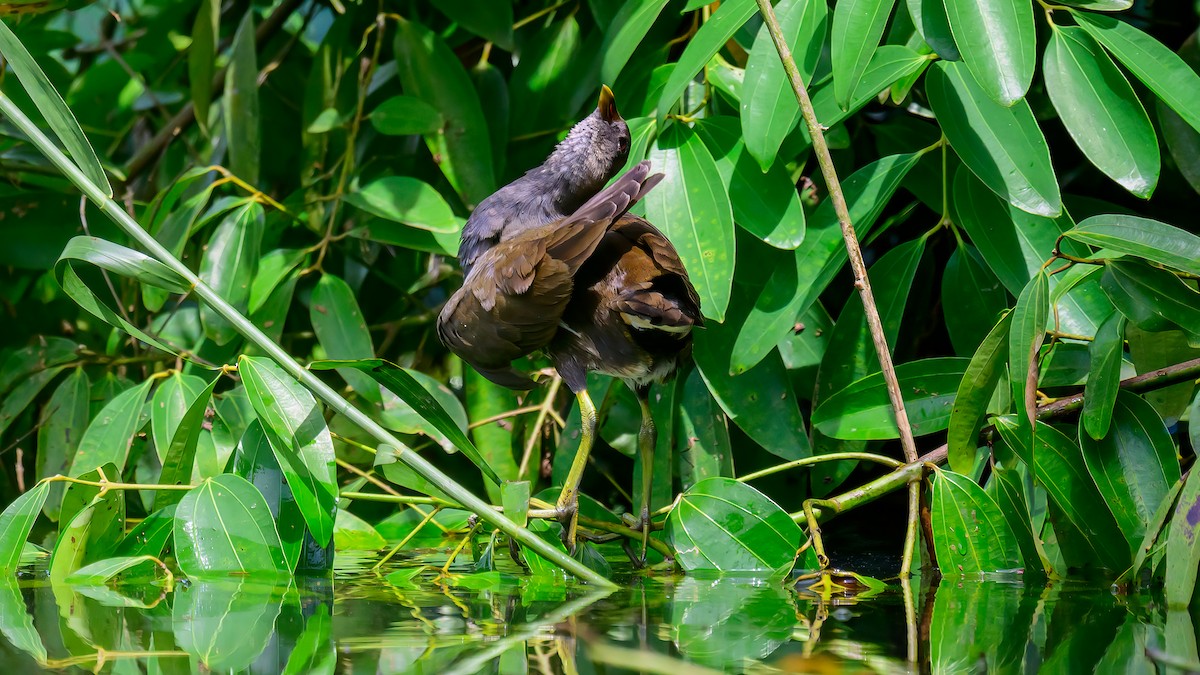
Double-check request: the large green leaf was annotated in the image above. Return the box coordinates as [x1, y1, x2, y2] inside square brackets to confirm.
[1044, 26, 1159, 198]
[931, 470, 1023, 574]
[189, 0, 218, 135]
[1065, 215, 1200, 278]
[239, 356, 338, 547]
[157, 375, 222, 511]
[343, 177, 460, 234]
[645, 123, 735, 321]
[666, 477, 801, 575]
[1075, 10, 1200, 136]
[813, 357, 968, 440]
[114, 504, 176, 559]
[907, 0, 959, 60]
[995, 417, 1130, 571]
[0, 18, 110, 196]
[151, 373, 207, 462]
[464, 370, 520, 501]
[199, 202, 264, 345]
[0, 482, 50, 575]
[224, 11, 260, 186]
[505, 15, 583, 137]
[696, 116, 806, 251]
[831, 0, 897, 109]
[368, 96, 444, 136]
[1082, 312, 1126, 440]
[656, 0, 755, 119]
[943, 0, 1034, 105]
[434, 0, 513, 49]
[50, 476, 124, 583]
[1009, 271, 1048, 435]
[394, 17, 495, 207]
[927, 61, 1060, 217]
[36, 367, 89, 521]
[742, 0, 826, 170]
[947, 312, 1011, 473]
[310, 274, 380, 404]
[1081, 391, 1180, 552]
[0, 367, 66, 440]
[600, 0, 672, 83]
[71, 377, 153, 475]
[58, 236, 191, 294]
[309, 358, 501, 486]
[1166, 469, 1200, 606]
[175, 579, 284, 670]
[174, 474, 289, 579]
[677, 369, 734, 491]
[1101, 259, 1200, 339]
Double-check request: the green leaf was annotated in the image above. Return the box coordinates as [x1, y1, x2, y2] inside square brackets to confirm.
[0, 337, 77, 397]
[50, 486, 124, 582]
[695, 116, 806, 251]
[71, 378, 152, 476]
[1044, 27, 1159, 198]
[666, 477, 801, 574]
[656, 0, 756, 120]
[942, 243, 1008, 356]
[343, 177, 460, 234]
[1125, 474, 1183, 583]
[1101, 259, 1200, 339]
[0, 367, 66, 440]
[36, 367, 89, 521]
[947, 312, 1011, 473]
[0, 482, 50, 575]
[394, 17, 495, 207]
[645, 123, 735, 321]
[368, 96, 444, 136]
[1082, 312, 1126, 440]
[235, 420, 304, 569]
[810, 46, 929, 133]
[189, 0, 219, 135]
[1061, 0, 1131, 8]
[906, 0, 959, 60]
[66, 555, 168, 586]
[927, 60, 1060, 217]
[1081, 391, 1180, 552]
[677, 369, 733, 491]
[249, 248, 306, 314]
[333, 511, 386, 552]
[1065, 215, 1200, 277]
[0, 577, 45, 661]
[742, 0, 826, 169]
[831, 0, 898, 109]
[175, 474, 288, 579]
[931, 470, 1023, 574]
[156, 375, 222, 511]
[174, 579, 284, 670]
[58, 236, 191, 294]
[310, 274, 380, 404]
[990, 466, 1049, 574]
[693, 282, 811, 462]
[433, 0, 513, 50]
[507, 15, 582, 138]
[501, 480, 531, 529]
[379, 368, 469, 451]
[1166, 469, 1200, 606]
[0, 19, 111, 197]
[199, 202, 264, 346]
[224, 11, 260, 186]
[813, 357, 968, 440]
[730, 251, 805, 373]
[1075, 11, 1200, 136]
[464, 369, 520, 500]
[943, 0, 1034, 105]
[151, 373, 207, 463]
[1009, 271, 1049, 433]
[113, 504, 176, 559]
[600, 0, 673, 83]
[239, 356, 338, 547]
[308, 358, 501, 486]
[995, 417, 1130, 571]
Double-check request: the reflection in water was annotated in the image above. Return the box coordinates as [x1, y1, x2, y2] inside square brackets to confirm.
[0, 556, 1196, 674]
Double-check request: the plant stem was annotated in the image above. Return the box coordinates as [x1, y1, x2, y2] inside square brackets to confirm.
[0, 96, 616, 588]
[737, 452, 903, 483]
[339, 491, 451, 507]
[755, 0, 922, 577]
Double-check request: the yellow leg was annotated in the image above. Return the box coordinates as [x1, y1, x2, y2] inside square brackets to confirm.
[557, 389, 597, 552]
[635, 389, 656, 562]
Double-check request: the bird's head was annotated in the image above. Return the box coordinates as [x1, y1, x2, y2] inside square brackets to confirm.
[543, 85, 632, 198]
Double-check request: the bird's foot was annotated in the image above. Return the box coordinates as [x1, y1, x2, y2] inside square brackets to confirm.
[621, 507, 653, 564]
[555, 500, 579, 553]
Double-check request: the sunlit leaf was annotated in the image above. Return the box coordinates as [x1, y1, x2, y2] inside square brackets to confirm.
[150, 373, 207, 463]
[907, 0, 959, 60]
[157, 375, 221, 511]
[656, 0, 755, 120]
[667, 478, 801, 574]
[831, 0, 896, 110]
[224, 11, 260, 185]
[813, 358, 967, 440]
[0, 482, 50, 575]
[66, 555, 169, 586]
[199, 202, 264, 345]
[49, 486, 124, 582]
[1009, 271, 1048, 435]
[368, 96, 444, 136]
[174, 474, 289, 578]
[344, 177, 459, 234]
[927, 61, 1060, 217]
[943, 0, 1034, 105]
[310, 274, 380, 403]
[1065, 215, 1200, 278]
[1101, 259, 1200, 339]
[600, 0, 673, 84]
[114, 504, 176, 559]
[333, 511, 386, 552]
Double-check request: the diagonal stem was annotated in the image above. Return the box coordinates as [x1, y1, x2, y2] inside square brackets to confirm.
[0, 94, 616, 589]
[754, 0, 923, 576]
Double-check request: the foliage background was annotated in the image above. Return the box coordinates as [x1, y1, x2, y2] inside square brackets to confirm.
[0, 0, 1196, 590]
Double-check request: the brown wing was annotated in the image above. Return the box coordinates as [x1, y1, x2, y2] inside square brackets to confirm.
[437, 162, 664, 390]
[607, 215, 703, 330]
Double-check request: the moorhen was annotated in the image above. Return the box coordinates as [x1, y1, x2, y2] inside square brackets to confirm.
[437, 88, 702, 556]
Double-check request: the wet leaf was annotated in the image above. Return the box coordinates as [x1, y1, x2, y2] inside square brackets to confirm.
[150, 373, 207, 463]
[931, 470, 1022, 574]
[667, 477, 801, 574]
[50, 485, 124, 582]
[113, 504, 176, 559]
[0, 482, 50, 575]
[174, 579, 283, 669]
[333, 511, 385, 552]
[174, 474, 289, 579]
[66, 555, 168, 586]
[156, 375, 221, 511]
